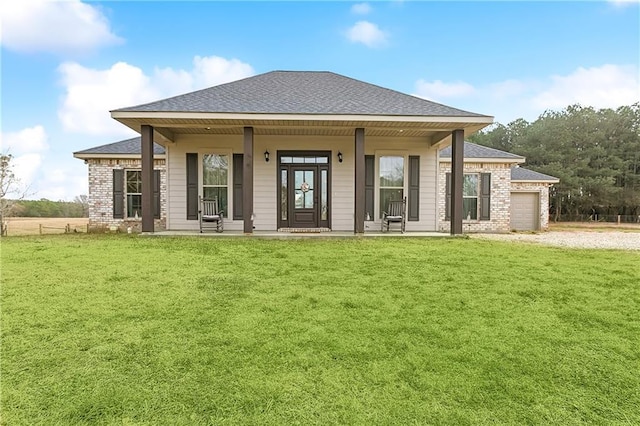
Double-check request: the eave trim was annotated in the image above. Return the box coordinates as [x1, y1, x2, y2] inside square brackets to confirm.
[111, 111, 494, 124]
[440, 158, 525, 164]
[73, 153, 166, 160]
[512, 179, 560, 184]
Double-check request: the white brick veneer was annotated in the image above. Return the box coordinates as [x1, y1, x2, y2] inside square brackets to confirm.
[438, 162, 554, 232]
[87, 158, 166, 231]
[438, 162, 512, 233]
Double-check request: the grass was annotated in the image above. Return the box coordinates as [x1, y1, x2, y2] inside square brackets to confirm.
[1, 235, 639, 425]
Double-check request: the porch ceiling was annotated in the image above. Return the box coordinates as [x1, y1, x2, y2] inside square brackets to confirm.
[111, 113, 493, 145]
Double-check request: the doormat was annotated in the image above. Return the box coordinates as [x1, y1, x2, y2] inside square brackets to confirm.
[278, 228, 331, 233]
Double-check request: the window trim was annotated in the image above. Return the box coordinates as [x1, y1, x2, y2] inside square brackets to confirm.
[125, 169, 142, 219]
[375, 151, 408, 220]
[445, 171, 491, 222]
[200, 150, 233, 219]
[463, 173, 479, 221]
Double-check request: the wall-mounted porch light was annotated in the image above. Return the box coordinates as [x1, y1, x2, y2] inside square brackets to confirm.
[264, 150, 270, 162]
[337, 152, 343, 163]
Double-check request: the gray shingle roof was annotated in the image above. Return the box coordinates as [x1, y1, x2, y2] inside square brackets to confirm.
[511, 167, 559, 182]
[440, 141, 525, 160]
[74, 137, 165, 156]
[113, 71, 489, 117]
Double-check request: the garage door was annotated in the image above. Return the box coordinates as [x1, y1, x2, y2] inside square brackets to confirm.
[511, 192, 539, 231]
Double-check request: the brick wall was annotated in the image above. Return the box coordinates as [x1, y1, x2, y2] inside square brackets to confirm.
[87, 158, 167, 231]
[438, 162, 512, 233]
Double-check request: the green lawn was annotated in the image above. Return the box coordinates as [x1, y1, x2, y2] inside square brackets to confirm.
[1, 236, 639, 425]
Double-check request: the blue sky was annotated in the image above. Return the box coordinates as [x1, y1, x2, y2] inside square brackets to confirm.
[1, 0, 639, 200]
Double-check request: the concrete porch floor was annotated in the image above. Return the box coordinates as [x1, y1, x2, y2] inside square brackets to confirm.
[144, 230, 453, 239]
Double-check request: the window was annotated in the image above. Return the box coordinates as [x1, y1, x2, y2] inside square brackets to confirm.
[463, 174, 479, 220]
[113, 169, 159, 220]
[445, 172, 490, 221]
[379, 156, 404, 218]
[203, 154, 228, 217]
[126, 170, 142, 218]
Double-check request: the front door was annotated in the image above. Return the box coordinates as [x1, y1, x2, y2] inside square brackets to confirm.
[278, 152, 330, 229]
[291, 167, 318, 228]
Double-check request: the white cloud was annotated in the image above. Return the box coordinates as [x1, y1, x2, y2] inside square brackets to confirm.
[153, 56, 254, 95]
[36, 164, 87, 201]
[1, 125, 48, 155]
[0, 125, 90, 200]
[415, 79, 476, 99]
[0, 0, 122, 54]
[351, 3, 372, 14]
[192, 56, 255, 87]
[0, 125, 50, 195]
[413, 64, 639, 124]
[58, 61, 157, 136]
[346, 21, 388, 48]
[532, 64, 639, 110]
[11, 154, 43, 191]
[58, 56, 255, 137]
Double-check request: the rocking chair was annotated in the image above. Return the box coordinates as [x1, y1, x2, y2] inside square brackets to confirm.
[381, 197, 406, 233]
[199, 196, 224, 233]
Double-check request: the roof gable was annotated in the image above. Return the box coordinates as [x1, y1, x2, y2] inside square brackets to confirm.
[73, 137, 165, 157]
[440, 141, 525, 161]
[113, 71, 489, 117]
[511, 167, 559, 182]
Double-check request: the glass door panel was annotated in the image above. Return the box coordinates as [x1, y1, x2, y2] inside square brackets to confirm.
[280, 169, 288, 221]
[294, 170, 314, 209]
[321, 169, 328, 221]
[290, 167, 317, 228]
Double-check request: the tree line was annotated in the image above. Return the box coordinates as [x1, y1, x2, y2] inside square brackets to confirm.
[7, 197, 88, 218]
[468, 103, 640, 220]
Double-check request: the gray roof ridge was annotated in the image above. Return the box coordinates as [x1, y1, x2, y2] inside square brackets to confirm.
[440, 141, 525, 159]
[74, 136, 165, 155]
[112, 70, 492, 117]
[74, 137, 137, 154]
[511, 166, 559, 181]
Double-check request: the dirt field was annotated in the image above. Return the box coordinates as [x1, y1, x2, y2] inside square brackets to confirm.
[549, 222, 640, 232]
[2, 218, 89, 236]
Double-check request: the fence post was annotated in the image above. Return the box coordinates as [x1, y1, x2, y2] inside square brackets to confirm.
[87, 223, 90, 233]
[617, 215, 621, 225]
[39, 224, 43, 235]
[66, 224, 71, 233]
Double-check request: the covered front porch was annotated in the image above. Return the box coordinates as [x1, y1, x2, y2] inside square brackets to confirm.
[109, 71, 493, 235]
[112, 121, 478, 236]
[145, 229, 452, 239]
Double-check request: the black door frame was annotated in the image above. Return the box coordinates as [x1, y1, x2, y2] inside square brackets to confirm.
[289, 165, 319, 228]
[277, 151, 331, 229]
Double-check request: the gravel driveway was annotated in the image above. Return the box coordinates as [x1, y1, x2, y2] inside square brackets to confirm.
[471, 231, 640, 250]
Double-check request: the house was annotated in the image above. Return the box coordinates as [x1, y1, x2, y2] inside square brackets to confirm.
[72, 70, 521, 234]
[74, 137, 559, 232]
